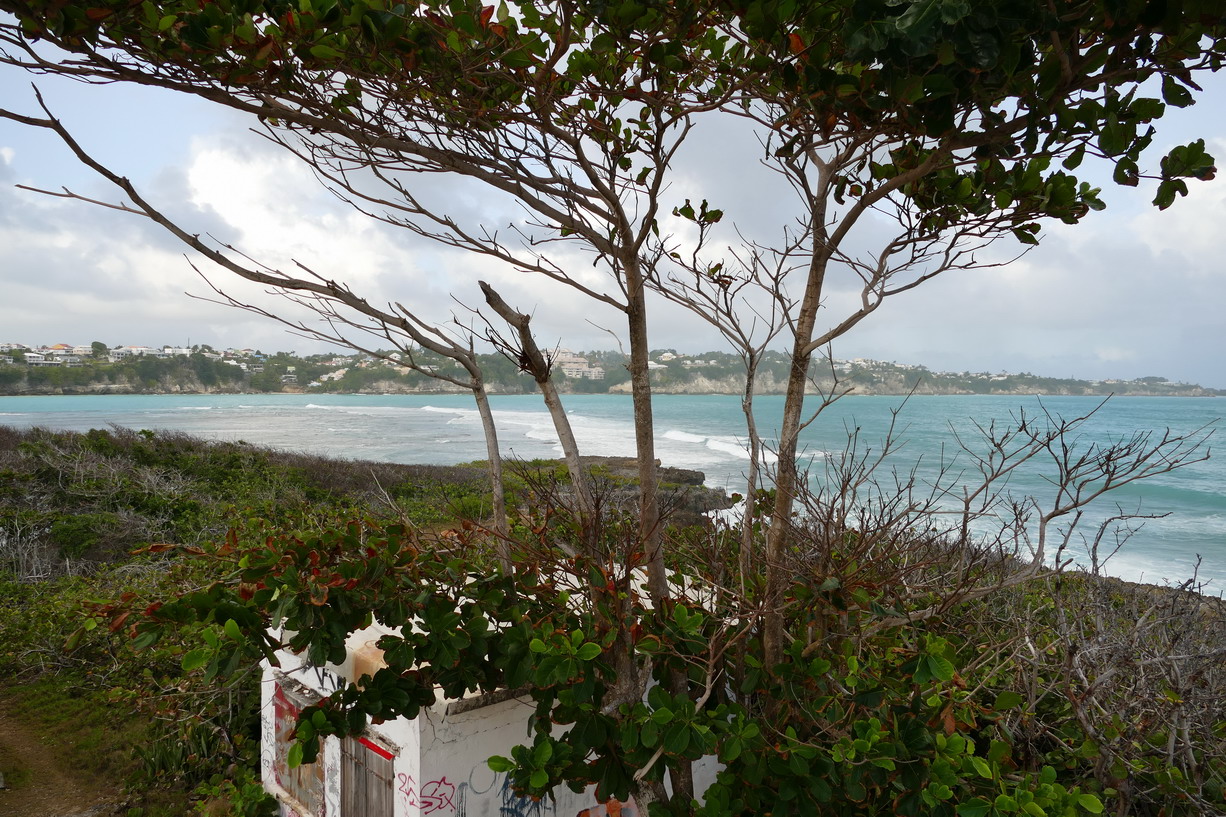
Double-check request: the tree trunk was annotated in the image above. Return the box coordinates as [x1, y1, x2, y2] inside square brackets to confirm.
[624, 270, 665, 603]
[479, 282, 597, 553]
[763, 254, 828, 668]
[739, 352, 762, 580]
[470, 380, 511, 567]
[621, 266, 697, 801]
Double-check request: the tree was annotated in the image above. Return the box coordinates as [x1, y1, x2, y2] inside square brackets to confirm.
[2, 1, 1225, 813]
[630, 0, 1225, 665]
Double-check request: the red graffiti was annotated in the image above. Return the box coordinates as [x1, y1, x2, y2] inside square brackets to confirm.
[421, 777, 457, 814]
[398, 772, 419, 807]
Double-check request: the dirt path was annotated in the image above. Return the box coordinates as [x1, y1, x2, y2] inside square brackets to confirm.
[0, 697, 123, 817]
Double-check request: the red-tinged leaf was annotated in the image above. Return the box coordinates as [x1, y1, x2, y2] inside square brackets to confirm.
[144, 601, 163, 616]
[479, 5, 494, 28]
[490, 23, 507, 38]
[110, 611, 131, 633]
[143, 543, 177, 553]
[84, 8, 114, 21]
[788, 33, 804, 55]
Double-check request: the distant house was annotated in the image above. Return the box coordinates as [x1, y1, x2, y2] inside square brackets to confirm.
[25, 353, 61, 367]
[555, 349, 605, 380]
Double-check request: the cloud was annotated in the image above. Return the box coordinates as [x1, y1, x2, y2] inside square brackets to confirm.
[2, 71, 1224, 387]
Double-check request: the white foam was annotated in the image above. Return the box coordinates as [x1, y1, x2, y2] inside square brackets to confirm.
[421, 405, 469, 415]
[663, 429, 708, 444]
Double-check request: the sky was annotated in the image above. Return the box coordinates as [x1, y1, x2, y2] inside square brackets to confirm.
[2, 62, 1226, 388]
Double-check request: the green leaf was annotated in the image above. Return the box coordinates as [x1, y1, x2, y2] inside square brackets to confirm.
[651, 706, 674, 725]
[532, 740, 553, 765]
[664, 724, 690, 754]
[1162, 75, 1194, 108]
[576, 642, 601, 661]
[529, 769, 548, 789]
[487, 755, 515, 772]
[181, 648, 210, 672]
[1153, 178, 1187, 210]
[529, 638, 548, 654]
[988, 740, 1010, 763]
[224, 618, 243, 641]
[132, 630, 160, 651]
[993, 690, 1023, 710]
[957, 799, 993, 817]
[970, 755, 993, 779]
[995, 794, 1019, 812]
[1077, 794, 1104, 814]
[287, 741, 304, 769]
[309, 44, 345, 60]
[926, 655, 955, 682]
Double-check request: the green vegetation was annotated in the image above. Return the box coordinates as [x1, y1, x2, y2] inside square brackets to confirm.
[3, 347, 1219, 397]
[1, 427, 1222, 815]
[118, 494, 1226, 817]
[0, 426, 512, 815]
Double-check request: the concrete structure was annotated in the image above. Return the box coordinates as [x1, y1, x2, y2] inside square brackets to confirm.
[261, 624, 714, 817]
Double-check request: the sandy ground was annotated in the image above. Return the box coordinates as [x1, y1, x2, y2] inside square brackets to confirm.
[0, 696, 123, 817]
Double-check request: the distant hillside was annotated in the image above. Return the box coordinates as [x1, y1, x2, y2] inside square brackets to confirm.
[1, 346, 1220, 397]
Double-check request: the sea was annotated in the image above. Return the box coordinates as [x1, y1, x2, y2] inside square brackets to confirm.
[1, 392, 1222, 592]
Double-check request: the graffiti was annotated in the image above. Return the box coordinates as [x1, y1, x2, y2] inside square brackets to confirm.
[576, 799, 637, 817]
[307, 663, 346, 695]
[398, 772, 419, 809]
[422, 777, 457, 813]
[454, 769, 555, 817]
[499, 772, 555, 817]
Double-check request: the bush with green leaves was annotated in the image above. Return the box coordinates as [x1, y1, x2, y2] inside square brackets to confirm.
[115, 513, 1220, 817]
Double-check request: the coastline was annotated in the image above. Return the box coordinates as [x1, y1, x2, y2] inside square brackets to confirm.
[2, 383, 1222, 398]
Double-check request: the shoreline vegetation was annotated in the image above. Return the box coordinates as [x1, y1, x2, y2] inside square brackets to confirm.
[1, 346, 1221, 398]
[1, 426, 1223, 816]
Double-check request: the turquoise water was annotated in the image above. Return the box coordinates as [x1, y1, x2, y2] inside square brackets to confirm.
[2, 392, 1222, 590]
